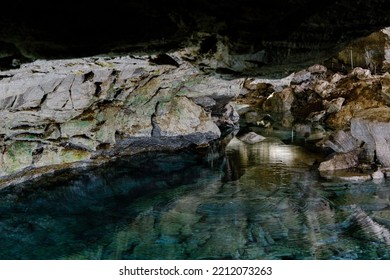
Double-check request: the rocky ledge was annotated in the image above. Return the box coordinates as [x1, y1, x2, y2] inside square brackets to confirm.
[0, 55, 242, 187]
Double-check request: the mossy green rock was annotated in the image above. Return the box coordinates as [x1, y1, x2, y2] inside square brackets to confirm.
[1, 141, 38, 174]
[0, 55, 241, 184]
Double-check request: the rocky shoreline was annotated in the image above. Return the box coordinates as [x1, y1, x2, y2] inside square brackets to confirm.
[2, 27, 390, 187]
[237, 64, 390, 182]
[0, 55, 242, 188]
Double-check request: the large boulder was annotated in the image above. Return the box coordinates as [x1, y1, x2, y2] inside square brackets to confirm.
[262, 87, 294, 113]
[318, 150, 359, 171]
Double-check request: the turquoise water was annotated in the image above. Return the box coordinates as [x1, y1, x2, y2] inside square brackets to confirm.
[0, 135, 390, 260]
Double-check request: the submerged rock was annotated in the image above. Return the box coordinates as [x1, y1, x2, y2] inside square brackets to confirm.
[320, 170, 372, 182]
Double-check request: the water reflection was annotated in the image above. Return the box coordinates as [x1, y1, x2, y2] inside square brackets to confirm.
[0, 136, 390, 259]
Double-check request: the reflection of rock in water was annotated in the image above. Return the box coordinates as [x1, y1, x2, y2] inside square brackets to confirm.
[195, 129, 236, 169]
[222, 134, 324, 183]
[222, 156, 245, 182]
[346, 205, 390, 246]
[2, 123, 390, 260]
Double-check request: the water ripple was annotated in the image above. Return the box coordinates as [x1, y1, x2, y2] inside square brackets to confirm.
[1, 138, 390, 259]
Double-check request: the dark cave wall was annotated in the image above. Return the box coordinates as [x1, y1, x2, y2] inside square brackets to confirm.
[1, 0, 390, 74]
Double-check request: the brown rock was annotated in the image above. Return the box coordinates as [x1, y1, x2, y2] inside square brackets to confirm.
[318, 150, 359, 171]
[262, 87, 294, 113]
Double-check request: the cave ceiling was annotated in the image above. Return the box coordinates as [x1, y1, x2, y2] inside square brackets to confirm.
[1, 0, 390, 75]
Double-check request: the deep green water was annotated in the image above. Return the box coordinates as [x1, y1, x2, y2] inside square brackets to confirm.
[1, 135, 390, 260]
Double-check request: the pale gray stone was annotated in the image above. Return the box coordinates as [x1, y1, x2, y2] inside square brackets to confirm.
[292, 69, 311, 84]
[351, 107, 390, 166]
[0, 55, 240, 182]
[323, 130, 361, 153]
[238, 132, 266, 144]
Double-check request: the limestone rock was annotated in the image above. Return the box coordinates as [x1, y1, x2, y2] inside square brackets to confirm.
[176, 75, 243, 125]
[291, 70, 311, 84]
[237, 132, 266, 144]
[318, 151, 359, 171]
[322, 130, 361, 153]
[243, 74, 293, 93]
[323, 97, 345, 114]
[380, 72, 390, 105]
[308, 64, 327, 74]
[351, 107, 390, 166]
[306, 110, 326, 122]
[262, 87, 294, 113]
[155, 96, 220, 141]
[326, 79, 386, 130]
[372, 169, 385, 180]
[330, 73, 346, 84]
[0, 55, 240, 184]
[192, 96, 216, 110]
[0, 141, 38, 176]
[314, 80, 334, 98]
[349, 67, 372, 79]
[243, 111, 259, 125]
[216, 102, 240, 127]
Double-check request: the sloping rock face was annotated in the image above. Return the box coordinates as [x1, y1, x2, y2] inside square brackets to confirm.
[0, 55, 242, 185]
[351, 107, 390, 166]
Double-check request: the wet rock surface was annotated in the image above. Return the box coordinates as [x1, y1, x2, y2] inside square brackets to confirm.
[351, 107, 390, 166]
[1, 13, 390, 194]
[0, 55, 242, 186]
[1, 134, 390, 260]
[237, 131, 266, 144]
[2, 2, 390, 262]
[236, 29, 390, 180]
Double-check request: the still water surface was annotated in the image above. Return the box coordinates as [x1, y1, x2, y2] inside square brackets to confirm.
[1, 135, 390, 259]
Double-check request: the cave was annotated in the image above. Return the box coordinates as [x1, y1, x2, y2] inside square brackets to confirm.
[1, 0, 390, 264]
[2, 0, 390, 75]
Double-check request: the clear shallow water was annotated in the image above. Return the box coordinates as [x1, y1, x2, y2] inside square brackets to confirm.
[1, 135, 390, 260]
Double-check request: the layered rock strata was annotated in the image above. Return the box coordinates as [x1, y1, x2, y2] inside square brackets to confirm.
[0, 55, 242, 186]
[351, 107, 390, 166]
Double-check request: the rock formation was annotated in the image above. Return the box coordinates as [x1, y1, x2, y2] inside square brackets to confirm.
[351, 107, 390, 166]
[2, 1, 390, 77]
[0, 55, 243, 186]
[236, 28, 390, 180]
[2, 16, 390, 186]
